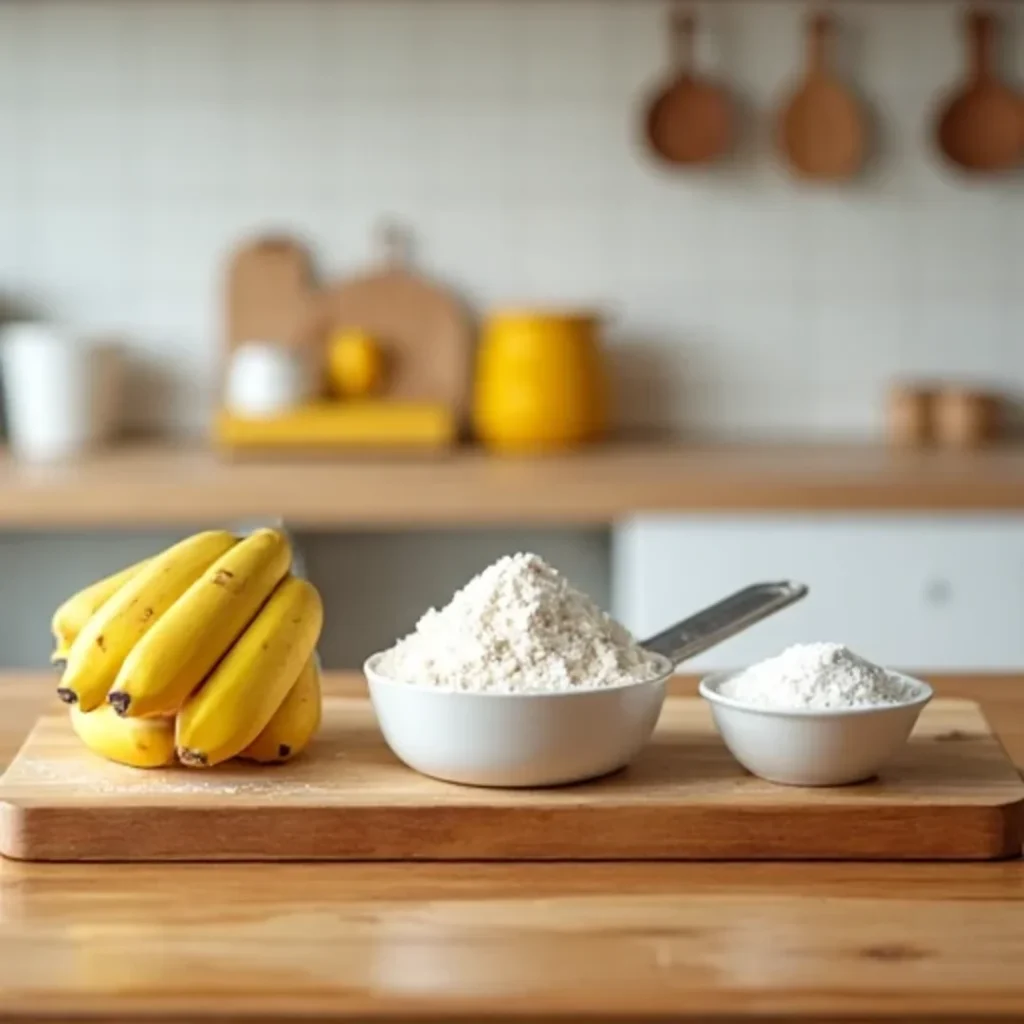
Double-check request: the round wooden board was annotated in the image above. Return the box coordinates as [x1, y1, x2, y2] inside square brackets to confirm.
[302, 229, 473, 421]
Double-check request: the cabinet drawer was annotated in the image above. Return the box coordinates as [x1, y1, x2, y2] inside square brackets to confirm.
[613, 515, 1024, 672]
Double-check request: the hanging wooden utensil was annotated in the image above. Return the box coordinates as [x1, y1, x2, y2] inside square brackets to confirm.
[644, 7, 733, 167]
[936, 9, 1023, 173]
[777, 11, 867, 181]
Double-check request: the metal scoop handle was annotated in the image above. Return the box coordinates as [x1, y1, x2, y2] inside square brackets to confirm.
[641, 581, 808, 667]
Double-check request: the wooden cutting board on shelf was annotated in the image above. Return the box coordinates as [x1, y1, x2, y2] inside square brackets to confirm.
[222, 234, 319, 386]
[2, 698, 1021, 862]
[301, 225, 473, 422]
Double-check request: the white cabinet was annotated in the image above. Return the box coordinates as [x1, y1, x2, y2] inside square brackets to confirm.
[613, 515, 1024, 673]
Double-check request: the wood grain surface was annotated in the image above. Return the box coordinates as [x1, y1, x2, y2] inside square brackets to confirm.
[0, 673, 1023, 1021]
[7, 442, 1024, 527]
[2, 697, 1022, 862]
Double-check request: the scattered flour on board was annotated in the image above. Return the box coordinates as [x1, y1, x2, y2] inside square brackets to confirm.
[722, 642, 917, 710]
[9, 759, 334, 796]
[377, 552, 665, 693]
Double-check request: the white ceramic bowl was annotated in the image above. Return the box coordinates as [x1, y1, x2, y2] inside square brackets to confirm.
[224, 341, 311, 418]
[699, 670, 933, 787]
[364, 652, 671, 788]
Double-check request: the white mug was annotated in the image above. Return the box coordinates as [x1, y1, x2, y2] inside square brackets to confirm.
[224, 341, 312, 418]
[0, 322, 122, 463]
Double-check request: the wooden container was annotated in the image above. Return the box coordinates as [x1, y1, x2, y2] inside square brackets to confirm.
[886, 384, 935, 448]
[934, 388, 999, 450]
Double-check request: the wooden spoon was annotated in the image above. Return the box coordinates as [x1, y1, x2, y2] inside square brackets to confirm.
[777, 12, 866, 181]
[937, 10, 1023, 173]
[644, 7, 732, 167]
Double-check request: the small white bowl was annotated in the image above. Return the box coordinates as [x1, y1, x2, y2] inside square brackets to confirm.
[364, 652, 671, 788]
[699, 670, 933, 787]
[224, 340, 312, 418]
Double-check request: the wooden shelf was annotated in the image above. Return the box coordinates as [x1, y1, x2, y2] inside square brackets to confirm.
[3, 441, 1024, 528]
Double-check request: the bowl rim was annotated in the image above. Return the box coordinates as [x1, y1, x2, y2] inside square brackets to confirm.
[698, 668, 934, 718]
[363, 650, 674, 698]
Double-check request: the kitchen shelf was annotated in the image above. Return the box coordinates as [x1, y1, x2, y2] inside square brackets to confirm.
[2, 441, 1024, 528]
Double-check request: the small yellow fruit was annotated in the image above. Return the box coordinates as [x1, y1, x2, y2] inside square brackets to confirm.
[326, 329, 385, 398]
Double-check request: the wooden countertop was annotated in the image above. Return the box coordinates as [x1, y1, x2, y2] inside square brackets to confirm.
[1, 671, 1023, 1022]
[5, 442, 1024, 527]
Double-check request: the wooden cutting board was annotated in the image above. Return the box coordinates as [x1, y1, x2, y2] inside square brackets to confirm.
[223, 235, 318, 370]
[1, 698, 1021, 862]
[301, 225, 473, 421]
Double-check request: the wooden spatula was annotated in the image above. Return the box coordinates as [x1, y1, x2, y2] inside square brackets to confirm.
[644, 7, 733, 167]
[936, 10, 1024, 173]
[777, 12, 867, 181]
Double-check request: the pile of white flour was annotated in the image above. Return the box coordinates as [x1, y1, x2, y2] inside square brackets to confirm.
[377, 552, 665, 693]
[723, 642, 915, 710]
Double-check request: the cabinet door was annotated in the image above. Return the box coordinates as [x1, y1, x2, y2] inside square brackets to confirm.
[613, 515, 1024, 673]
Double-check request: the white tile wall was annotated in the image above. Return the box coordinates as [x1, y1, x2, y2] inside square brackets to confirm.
[0, 0, 1022, 438]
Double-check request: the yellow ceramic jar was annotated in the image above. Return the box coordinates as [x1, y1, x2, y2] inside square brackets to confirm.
[472, 310, 609, 454]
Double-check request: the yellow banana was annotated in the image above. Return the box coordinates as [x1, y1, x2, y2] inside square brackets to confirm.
[69, 703, 176, 769]
[50, 557, 151, 664]
[107, 528, 292, 719]
[240, 656, 322, 763]
[176, 576, 323, 768]
[57, 531, 238, 711]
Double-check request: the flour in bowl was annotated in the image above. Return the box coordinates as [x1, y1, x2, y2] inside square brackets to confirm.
[377, 552, 665, 693]
[723, 642, 916, 710]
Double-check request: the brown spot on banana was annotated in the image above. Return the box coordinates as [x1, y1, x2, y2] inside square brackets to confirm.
[56, 688, 77, 705]
[178, 748, 208, 767]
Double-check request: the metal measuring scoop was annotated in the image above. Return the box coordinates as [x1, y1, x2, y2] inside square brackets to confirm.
[641, 581, 808, 668]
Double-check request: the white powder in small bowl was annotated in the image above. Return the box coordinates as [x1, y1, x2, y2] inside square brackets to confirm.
[376, 552, 665, 693]
[721, 642, 917, 710]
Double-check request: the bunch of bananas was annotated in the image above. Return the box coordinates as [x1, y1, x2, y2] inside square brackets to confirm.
[51, 528, 324, 770]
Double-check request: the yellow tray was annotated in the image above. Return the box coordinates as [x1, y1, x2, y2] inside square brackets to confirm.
[215, 402, 457, 454]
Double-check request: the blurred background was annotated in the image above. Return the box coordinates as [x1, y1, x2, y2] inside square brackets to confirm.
[0, 0, 1022, 672]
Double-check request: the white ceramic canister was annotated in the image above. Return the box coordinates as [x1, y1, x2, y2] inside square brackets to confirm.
[0, 322, 122, 463]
